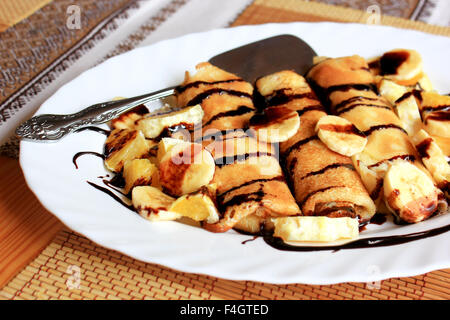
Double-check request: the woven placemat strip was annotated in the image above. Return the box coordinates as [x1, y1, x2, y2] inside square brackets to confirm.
[232, 0, 450, 37]
[1, 230, 449, 300]
[0, 0, 52, 32]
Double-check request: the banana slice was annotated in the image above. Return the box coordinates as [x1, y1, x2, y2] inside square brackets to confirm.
[110, 105, 149, 130]
[157, 137, 187, 164]
[123, 159, 157, 194]
[136, 104, 204, 139]
[233, 214, 274, 234]
[432, 135, 450, 157]
[416, 74, 434, 91]
[383, 161, 440, 223]
[104, 129, 150, 172]
[424, 113, 450, 138]
[378, 79, 408, 105]
[316, 115, 367, 157]
[272, 216, 359, 242]
[169, 185, 219, 224]
[395, 92, 423, 136]
[412, 130, 450, 194]
[131, 186, 179, 221]
[379, 49, 424, 85]
[158, 138, 215, 196]
[421, 92, 450, 138]
[249, 107, 300, 143]
[352, 154, 384, 204]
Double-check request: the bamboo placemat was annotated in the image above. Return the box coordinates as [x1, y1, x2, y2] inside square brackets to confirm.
[233, 0, 450, 36]
[1, 0, 450, 300]
[0, 0, 53, 32]
[1, 229, 450, 300]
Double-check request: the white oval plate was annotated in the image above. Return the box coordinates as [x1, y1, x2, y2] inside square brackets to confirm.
[20, 22, 450, 285]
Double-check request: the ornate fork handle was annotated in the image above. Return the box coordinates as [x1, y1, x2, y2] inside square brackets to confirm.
[16, 86, 176, 142]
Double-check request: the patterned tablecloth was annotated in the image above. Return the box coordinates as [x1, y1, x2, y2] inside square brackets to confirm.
[0, 0, 449, 300]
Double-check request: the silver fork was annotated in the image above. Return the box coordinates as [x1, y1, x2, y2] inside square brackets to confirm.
[15, 86, 176, 142]
[15, 35, 317, 142]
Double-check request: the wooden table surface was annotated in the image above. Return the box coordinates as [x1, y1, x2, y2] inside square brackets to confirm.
[0, 156, 64, 288]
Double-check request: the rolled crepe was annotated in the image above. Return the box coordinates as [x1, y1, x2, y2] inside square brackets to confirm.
[176, 62, 300, 233]
[417, 91, 450, 139]
[307, 55, 446, 223]
[254, 70, 376, 223]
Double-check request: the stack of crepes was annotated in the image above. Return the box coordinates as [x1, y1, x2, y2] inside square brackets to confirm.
[253, 71, 376, 222]
[175, 49, 449, 233]
[176, 63, 301, 233]
[176, 62, 379, 233]
[306, 51, 448, 223]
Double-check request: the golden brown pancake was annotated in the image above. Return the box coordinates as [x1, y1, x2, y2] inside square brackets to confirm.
[176, 63, 300, 233]
[255, 70, 376, 223]
[307, 55, 446, 223]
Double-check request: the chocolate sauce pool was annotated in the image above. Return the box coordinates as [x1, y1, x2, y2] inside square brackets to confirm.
[235, 212, 450, 251]
[263, 223, 450, 252]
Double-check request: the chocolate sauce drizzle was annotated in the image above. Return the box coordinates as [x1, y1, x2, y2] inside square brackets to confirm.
[336, 103, 391, 116]
[73, 151, 105, 169]
[214, 152, 276, 168]
[197, 129, 238, 142]
[176, 79, 245, 94]
[361, 124, 408, 137]
[186, 88, 252, 107]
[203, 105, 255, 127]
[218, 176, 284, 203]
[319, 124, 365, 137]
[425, 111, 450, 123]
[379, 51, 410, 76]
[73, 128, 134, 212]
[395, 90, 423, 104]
[73, 152, 133, 211]
[220, 188, 265, 210]
[416, 138, 433, 159]
[306, 79, 379, 113]
[325, 83, 378, 95]
[299, 186, 346, 207]
[370, 178, 384, 200]
[75, 126, 111, 136]
[359, 213, 389, 232]
[153, 122, 194, 141]
[249, 106, 296, 129]
[284, 136, 319, 158]
[241, 235, 259, 245]
[422, 105, 450, 113]
[264, 89, 317, 107]
[86, 181, 134, 211]
[300, 163, 356, 180]
[263, 223, 450, 252]
[296, 105, 325, 117]
[333, 96, 379, 113]
[370, 213, 388, 225]
[102, 173, 126, 191]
